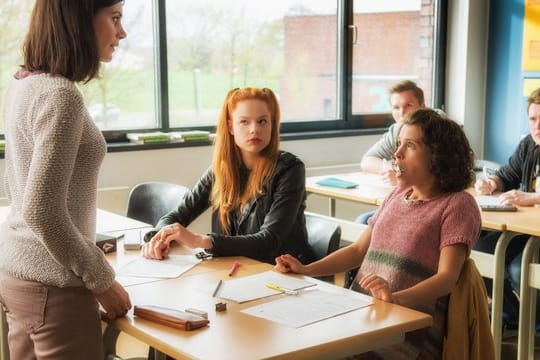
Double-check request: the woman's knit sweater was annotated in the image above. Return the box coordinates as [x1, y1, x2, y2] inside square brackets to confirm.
[0, 73, 114, 293]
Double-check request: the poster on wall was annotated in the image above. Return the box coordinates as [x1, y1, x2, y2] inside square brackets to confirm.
[523, 0, 540, 71]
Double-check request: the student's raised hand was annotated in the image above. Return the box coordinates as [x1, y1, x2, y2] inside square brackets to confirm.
[96, 280, 132, 320]
[381, 169, 397, 186]
[357, 273, 393, 303]
[274, 254, 304, 274]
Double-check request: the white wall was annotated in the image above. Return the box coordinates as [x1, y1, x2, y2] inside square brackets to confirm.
[445, 0, 489, 157]
[0, 135, 380, 232]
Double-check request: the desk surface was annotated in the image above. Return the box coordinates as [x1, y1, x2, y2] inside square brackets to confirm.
[502, 206, 540, 236]
[306, 172, 394, 205]
[114, 259, 432, 360]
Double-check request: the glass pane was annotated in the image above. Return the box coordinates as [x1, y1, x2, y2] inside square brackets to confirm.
[166, 0, 338, 127]
[0, 0, 34, 135]
[79, 0, 157, 130]
[351, 0, 435, 114]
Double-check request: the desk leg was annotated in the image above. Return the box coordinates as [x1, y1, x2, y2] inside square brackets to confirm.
[491, 231, 517, 360]
[328, 198, 336, 217]
[1, 307, 9, 360]
[517, 236, 540, 360]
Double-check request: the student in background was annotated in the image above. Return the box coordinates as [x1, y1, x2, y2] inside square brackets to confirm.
[142, 87, 315, 265]
[355, 80, 426, 224]
[474, 86, 540, 330]
[360, 80, 426, 185]
[0, 1, 131, 359]
[275, 109, 481, 359]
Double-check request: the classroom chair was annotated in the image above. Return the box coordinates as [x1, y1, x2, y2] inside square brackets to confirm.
[126, 182, 190, 227]
[443, 258, 494, 360]
[305, 212, 341, 282]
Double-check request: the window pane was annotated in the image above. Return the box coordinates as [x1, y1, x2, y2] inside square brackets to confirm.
[166, 0, 338, 127]
[80, 0, 157, 131]
[351, 0, 435, 114]
[0, 0, 33, 135]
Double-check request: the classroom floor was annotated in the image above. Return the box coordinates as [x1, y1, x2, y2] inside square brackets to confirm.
[501, 334, 540, 359]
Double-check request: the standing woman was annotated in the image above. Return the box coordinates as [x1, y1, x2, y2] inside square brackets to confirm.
[142, 87, 315, 265]
[0, 1, 131, 359]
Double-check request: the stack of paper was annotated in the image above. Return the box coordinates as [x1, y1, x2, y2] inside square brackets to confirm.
[127, 132, 170, 144]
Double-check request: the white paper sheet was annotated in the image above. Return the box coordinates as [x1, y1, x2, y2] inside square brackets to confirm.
[475, 195, 501, 206]
[242, 288, 372, 328]
[116, 254, 201, 278]
[215, 271, 316, 303]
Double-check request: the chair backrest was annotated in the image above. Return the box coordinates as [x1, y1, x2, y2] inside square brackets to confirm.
[305, 213, 341, 260]
[443, 258, 494, 360]
[126, 182, 190, 227]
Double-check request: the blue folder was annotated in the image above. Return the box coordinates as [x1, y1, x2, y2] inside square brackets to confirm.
[315, 177, 358, 189]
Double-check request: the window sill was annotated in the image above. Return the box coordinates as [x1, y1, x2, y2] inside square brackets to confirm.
[0, 127, 387, 158]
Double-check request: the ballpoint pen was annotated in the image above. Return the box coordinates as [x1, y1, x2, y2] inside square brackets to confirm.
[212, 279, 223, 297]
[228, 260, 240, 276]
[265, 282, 298, 296]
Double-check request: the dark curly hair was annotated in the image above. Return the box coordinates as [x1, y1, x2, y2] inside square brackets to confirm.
[401, 109, 475, 193]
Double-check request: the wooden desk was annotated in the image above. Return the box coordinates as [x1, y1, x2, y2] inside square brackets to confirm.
[307, 183, 523, 360]
[110, 259, 432, 360]
[305, 172, 394, 216]
[0, 205, 431, 359]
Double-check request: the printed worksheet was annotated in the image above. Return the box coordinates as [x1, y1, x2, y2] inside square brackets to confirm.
[242, 288, 372, 328]
[116, 254, 201, 278]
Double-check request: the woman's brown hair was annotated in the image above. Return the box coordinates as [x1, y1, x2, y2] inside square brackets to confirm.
[402, 108, 475, 193]
[22, 0, 123, 82]
[211, 87, 281, 233]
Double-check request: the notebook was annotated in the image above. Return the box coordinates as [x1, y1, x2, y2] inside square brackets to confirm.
[315, 177, 358, 189]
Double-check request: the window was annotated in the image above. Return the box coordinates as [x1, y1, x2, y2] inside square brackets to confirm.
[350, 0, 438, 121]
[0, 0, 444, 138]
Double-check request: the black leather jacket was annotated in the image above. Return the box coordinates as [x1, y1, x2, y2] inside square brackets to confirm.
[156, 151, 316, 264]
[495, 134, 540, 192]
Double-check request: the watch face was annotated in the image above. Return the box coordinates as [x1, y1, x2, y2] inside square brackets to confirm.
[196, 251, 213, 259]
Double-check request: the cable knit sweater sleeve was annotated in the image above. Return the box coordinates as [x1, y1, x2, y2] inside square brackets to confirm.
[0, 75, 114, 294]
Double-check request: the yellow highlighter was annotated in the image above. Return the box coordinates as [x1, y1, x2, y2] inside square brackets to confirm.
[265, 282, 298, 296]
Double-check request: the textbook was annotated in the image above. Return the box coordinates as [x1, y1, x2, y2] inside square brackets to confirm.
[179, 130, 210, 142]
[127, 132, 171, 144]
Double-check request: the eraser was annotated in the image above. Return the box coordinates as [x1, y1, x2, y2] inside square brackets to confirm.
[185, 307, 208, 319]
[215, 302, 227, 312]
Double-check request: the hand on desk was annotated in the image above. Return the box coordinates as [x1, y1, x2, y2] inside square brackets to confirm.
[357, 273, 393, 303]
[142, 223, 213, 260]
[96, 280, 132, 320]
[499, 189, 539, 206]
[274, 254, 306, 274]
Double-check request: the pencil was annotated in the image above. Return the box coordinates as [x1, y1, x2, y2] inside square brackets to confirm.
[212, 279, 223, 297]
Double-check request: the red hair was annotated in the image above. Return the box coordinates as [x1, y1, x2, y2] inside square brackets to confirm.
[211, 88, 281, 232]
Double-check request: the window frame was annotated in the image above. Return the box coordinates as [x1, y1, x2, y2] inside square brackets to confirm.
[0, 0, 446, 145]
